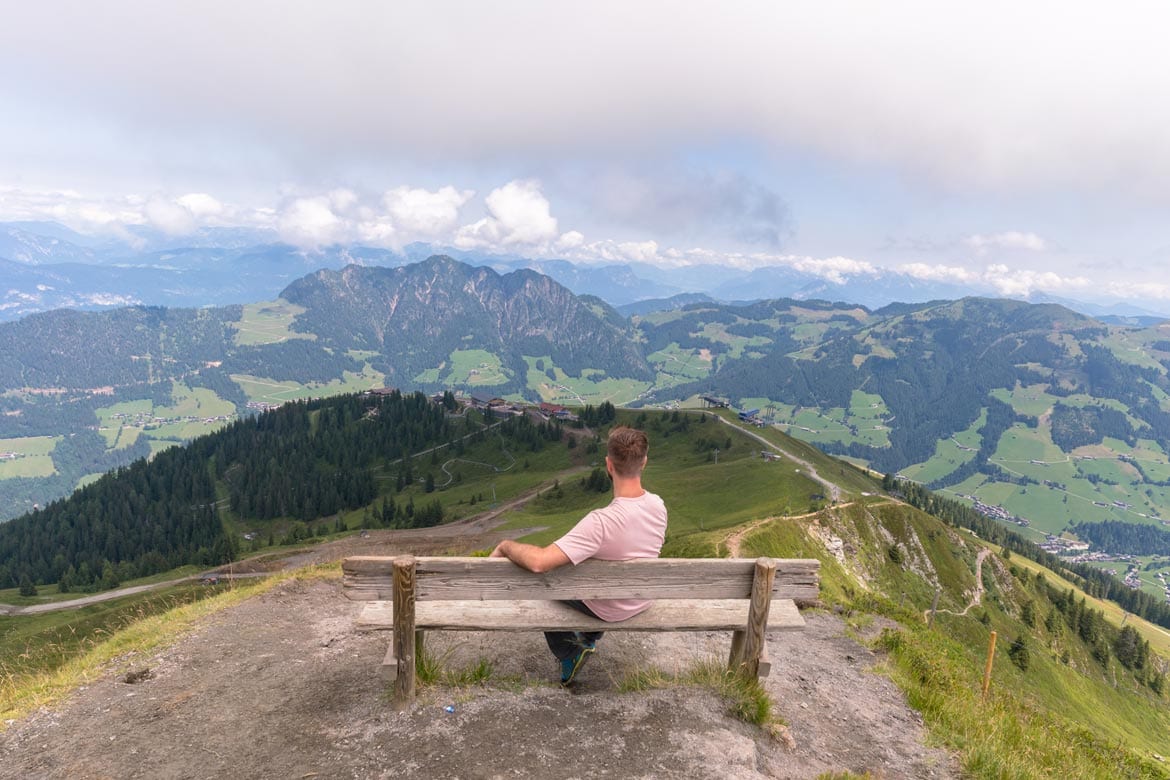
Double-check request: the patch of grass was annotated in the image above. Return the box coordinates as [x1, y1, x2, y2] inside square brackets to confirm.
[618, 658, 776, 727]
[876, 623, 1167, 779]
[232, 301, 313, 346]
[0, 435, 58, 478]
[415, 644, 494, 687]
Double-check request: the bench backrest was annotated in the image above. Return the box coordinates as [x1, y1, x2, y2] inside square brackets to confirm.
[342, 555, 819, 602]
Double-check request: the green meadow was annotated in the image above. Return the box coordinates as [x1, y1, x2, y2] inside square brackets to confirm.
[0, 436, 58, 479]
[231, 301, 313, 346]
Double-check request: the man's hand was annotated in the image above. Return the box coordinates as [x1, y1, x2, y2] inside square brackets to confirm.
[489, 539, 570, 573]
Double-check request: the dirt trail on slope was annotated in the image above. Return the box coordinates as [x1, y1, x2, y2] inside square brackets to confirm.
[0, 577, 958, 779]
[929, 549, 992, 620]
[711, 416, 842, 503]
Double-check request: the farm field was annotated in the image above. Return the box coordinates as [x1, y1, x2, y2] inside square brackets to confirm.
[522, 357, 649, 407]
[0, 436, 58, 479]
[232, 368, 385, 405]
[231, 301, 312, 346]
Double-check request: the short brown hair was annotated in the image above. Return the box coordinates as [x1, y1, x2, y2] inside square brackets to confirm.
[606, 426, 649, 477]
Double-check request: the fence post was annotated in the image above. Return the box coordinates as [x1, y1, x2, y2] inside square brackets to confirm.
[982, 630, 997, 698]
[927, 588, 941, 627]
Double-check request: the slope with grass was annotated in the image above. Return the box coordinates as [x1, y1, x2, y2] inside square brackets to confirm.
[2, 405, 1169, 777]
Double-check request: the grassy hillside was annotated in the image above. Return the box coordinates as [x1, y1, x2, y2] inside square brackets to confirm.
[2, 403, 1169, 775]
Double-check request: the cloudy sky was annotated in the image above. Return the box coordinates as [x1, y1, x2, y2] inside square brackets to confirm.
[2, 1, 1170, 303]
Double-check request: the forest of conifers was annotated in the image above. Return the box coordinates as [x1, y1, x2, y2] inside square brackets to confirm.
[0, 391, 564, 592]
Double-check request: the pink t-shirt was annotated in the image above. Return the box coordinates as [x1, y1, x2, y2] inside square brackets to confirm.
[553, 490, 668, 622]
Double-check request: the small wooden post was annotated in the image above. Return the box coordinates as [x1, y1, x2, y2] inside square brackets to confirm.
[927, 588, 941, 627]
[982, 630, 997, 698]
[732, 558, 776, 678]
[393, 555, 417, 708]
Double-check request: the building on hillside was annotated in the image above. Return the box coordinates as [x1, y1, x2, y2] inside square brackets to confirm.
[367, 387, 398, 397]
[469, 393, 507, 409]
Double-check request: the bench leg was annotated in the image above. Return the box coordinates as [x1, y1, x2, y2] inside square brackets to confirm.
[381, 641, 398, 681]
[393, 557, 417, 709]
[758, 637, 772, 678]
[728, 630, 771, 679]
[728, 629, 746, 670]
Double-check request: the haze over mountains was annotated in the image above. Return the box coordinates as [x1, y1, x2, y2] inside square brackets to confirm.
[4, 221, 1169, 322]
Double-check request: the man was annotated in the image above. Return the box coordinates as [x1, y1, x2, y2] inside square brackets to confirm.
[490, 425, 668, 685]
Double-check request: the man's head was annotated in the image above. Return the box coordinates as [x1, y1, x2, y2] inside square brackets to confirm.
[606, 426, 649, 478]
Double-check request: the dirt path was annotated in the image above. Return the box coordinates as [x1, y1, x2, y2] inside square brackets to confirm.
[0, 578, 958, 779]
[711, 415, 842, 503]
[929, 549, 991, 620]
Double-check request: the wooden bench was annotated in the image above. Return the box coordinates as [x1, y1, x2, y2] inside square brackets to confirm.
[342, 555, 820, 707]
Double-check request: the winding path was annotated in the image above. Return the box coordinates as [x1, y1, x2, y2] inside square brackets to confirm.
[709, 413, 842, 502]
[929, 548, 991, 620]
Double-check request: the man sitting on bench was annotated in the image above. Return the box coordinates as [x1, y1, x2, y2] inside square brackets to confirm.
[490, 425, 669, 686]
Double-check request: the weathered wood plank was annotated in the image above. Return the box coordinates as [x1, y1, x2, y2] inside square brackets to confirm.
[357, 598, 805, 632]
[392, 557, 416, 708]
[737, 558, 776, 678]
[343, 556, 820, 602]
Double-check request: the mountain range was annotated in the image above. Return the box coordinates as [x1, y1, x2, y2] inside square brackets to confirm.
[1, 254, 1170, 561]
[4, 220, 1170, 321]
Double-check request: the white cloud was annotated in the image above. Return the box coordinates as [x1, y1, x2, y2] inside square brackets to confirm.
[455, 180, 559, 249]
[1102, 280, 1170, 301]
[965, 231, 1048, 253]
[6, 3, 1170, 197]
[278, 196, 346, 248]
[176, 192, 223, 217]
[787, 256, 878, 284]
[982, 264, 1090, 297]
[898, 263, 977, 283]
[328, 188, 358, 212]
[383, 186, 474, 237]
[144, 198, 196, 234]
[484, 180, 559, 245]
[555, 230, 585, 250]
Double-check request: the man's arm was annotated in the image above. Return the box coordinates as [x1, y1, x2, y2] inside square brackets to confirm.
[490, 539, 571, 573]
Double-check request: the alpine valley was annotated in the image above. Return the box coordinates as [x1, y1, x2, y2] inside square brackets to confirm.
[3, 254, 1170, 598]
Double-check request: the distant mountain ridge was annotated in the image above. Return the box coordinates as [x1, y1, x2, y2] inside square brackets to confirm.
[280, 256, 652, 386]
[2, 254, 1170, 537]
[4, 221, 1169, 321]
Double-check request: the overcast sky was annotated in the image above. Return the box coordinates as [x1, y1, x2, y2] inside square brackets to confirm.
[2, 1, 1170, 302]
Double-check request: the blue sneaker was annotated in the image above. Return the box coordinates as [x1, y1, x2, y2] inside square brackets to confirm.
[559, 644, 595, 686]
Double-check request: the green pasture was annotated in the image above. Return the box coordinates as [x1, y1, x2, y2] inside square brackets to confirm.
[1101, 331, 1166, 371]
[232, 368, 384, 405]
[521, 358, 649, 407]
[692, 322, 772, 360]
[1075, 457, 1142, 485]
[990, 384, 1058, 417]
[901, 438, 978, 483]
[0, 436, 58, 479]
[444, 349, 511, 387]
[231, 301, 313, 346]
[646, 343, 712, 382]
